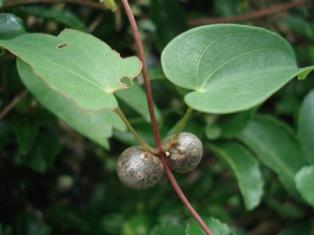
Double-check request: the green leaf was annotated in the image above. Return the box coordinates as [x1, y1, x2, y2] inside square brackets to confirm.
[150, 224, 185, 235]
[210, 141, 264, 210]
[17, 60, 125, 149]
[161, 24, 314, 114]
[0, 29, 142, 110]
[186, 218, 234, 235]
[279, 220, 314, 235]
[16, 6, 86, 31]
[116, 84, 161, 122]
[295, 165, 314, 207]
[238, 115, 307, 198]
[217, 109, 254, 138]
[0, 13, 25, 39]
[14, 120, 39, 155]
[298, 90, 314, 164]
[150, 0, 186, 51]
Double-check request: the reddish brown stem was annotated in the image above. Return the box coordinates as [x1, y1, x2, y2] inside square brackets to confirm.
[160, 154, 213, 235]
[189, 0, 308, 26]
[121, 0, 212, 234]
[121, 0, 162, 153]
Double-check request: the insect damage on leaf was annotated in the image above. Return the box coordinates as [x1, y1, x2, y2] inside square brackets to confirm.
[0, 29, 143, 111]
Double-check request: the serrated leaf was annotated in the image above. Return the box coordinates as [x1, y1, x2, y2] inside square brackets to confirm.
[295, 165, 314, 207]
[0, 13, 25, 39]
[161, 24, 314, 114]
[238, 115, 307, 198]
[210, 141, 264, 210]
[186, 218, 234, 235]
[16, 6, 86, 30]
[17, 59, 125, 149]
[298, 90, 314, 164]
[0, 29, 142, 110]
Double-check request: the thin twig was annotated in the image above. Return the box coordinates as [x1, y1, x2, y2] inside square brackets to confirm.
[3, 0, 105, 9]
[120, 1, 213, 234]
[189, 0, 308, 26]
[88, 14, 104, 33]
[0, 90, 28, 120]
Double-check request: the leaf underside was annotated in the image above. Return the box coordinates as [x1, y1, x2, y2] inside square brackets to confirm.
[161, 24, 314, 114]
[17, 60, 125, 149]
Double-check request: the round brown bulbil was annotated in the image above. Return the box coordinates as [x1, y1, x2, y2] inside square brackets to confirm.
[117, 146, 164, 190]
[165, 132, 203, 173]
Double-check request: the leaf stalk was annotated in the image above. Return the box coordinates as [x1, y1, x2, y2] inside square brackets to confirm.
[115, 107, 153, 151]
[173, 106, 194, 137]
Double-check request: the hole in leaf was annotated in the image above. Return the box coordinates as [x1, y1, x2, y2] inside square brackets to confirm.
[120, 77, 133, 87]
[56, 43, 68, 49]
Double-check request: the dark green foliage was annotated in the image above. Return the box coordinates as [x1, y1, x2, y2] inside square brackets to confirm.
[0, 0, 314, 234]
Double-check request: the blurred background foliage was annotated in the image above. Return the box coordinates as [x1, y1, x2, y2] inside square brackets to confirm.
[0, 0, 314, 234]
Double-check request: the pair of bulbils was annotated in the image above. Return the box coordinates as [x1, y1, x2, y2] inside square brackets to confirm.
[117, 132, 203, 190]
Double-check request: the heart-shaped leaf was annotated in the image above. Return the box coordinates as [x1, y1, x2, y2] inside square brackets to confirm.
[0, 29, 142, 110]
[17, 60, 125, 149]
[161, 24, 314, 114]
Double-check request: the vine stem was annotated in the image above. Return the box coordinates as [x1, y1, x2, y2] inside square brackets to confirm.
[120, 1, 212, 234]
[115, 107, 153, 151]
